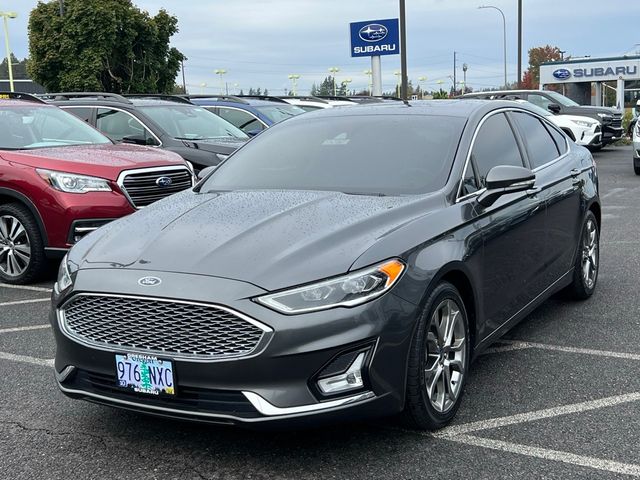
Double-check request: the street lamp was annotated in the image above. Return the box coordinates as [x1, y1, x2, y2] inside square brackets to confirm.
[0, 11, 17, 92]
[462, 64, 468, 93]
[478, 5, 507, 88]
[328, 67, 340, 96]
[418, 76, 427, 99]
[214, 69, 227, 94]
[341, 78, 352, 95]
[394, 70, 402, 98]
[363, 69, 373, 95]
[288, 74, 300, 96]
[199, 82, 207, 94]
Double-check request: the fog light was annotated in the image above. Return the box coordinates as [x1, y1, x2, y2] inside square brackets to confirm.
[317, 352, 366, 394]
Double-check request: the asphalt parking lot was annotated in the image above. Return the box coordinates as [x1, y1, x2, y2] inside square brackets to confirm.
[1, 145, 639, 480]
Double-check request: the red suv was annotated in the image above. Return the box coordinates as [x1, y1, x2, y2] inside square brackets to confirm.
[0, 93, 194, 284]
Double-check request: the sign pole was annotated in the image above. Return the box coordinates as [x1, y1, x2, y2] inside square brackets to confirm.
[399, 0, 408, 101]
[371, 56, 382, 96]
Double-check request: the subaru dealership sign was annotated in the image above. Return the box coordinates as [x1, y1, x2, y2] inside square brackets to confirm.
[541, 57, 640, 84]
[349, 18, 399, 57]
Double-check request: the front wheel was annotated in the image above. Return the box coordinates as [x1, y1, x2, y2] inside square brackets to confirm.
[567, 211, 599, 300]
[403, 282, 470, 430]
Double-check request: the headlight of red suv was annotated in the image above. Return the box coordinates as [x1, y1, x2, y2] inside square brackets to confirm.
[37, 169, 112, 194]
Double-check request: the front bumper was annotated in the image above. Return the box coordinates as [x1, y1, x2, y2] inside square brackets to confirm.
[574, 124, 602, 147]
[601, 125, 624, 145]
[51, 268, 418, 426]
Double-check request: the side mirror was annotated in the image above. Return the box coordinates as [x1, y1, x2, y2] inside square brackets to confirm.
[478, 165, 536, 207]
[246, 128, 263, 137]
[121, 135, 156, 146]
[547, 103, 561, 114]
[197, 165, 217, 181]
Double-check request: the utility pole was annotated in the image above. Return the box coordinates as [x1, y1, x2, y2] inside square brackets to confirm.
[399, 0, 408, 101]
[559, 50, 566, 95]
[453, 51, 457, 96]
[517, 0, 522, 88]
[180, 59, 186, 94]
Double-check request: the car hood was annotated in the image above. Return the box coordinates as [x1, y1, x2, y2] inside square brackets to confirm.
[0, 144, 186, 181]
[563, 105, 621, 117]
[72, 189, 440, 291]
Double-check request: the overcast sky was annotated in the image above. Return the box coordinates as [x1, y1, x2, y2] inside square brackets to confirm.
[7, 0, 640, 94]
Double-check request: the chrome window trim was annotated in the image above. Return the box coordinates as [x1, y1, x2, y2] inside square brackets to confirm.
[456, 107, 571, 203]
[116, 165, 195, 209]
[60, 105, 163, 147]
[208, 105, 269, 129]
[57, 292, 273, 362]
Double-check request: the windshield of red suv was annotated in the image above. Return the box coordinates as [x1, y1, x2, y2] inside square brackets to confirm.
[0, 105, 112, 150]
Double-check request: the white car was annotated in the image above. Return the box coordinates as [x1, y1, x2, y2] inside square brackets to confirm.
[515, 100, 602, 149]
[279, 96, 355, 111]
[633, 122, 640, 175]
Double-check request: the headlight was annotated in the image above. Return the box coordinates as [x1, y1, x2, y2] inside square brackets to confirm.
[572, 119, 595, 128]
[596, 113, 612, 120]
[37, 169, 112, 193]
[256, 259, 405, 314]
[55, 254, 73, 293]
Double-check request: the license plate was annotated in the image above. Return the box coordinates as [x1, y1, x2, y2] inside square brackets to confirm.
[115, 354, 175, 396]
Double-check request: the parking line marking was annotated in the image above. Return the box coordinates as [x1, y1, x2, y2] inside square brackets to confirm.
[481, 343, 534, 355]
[447, 435, 640, 477]
[0, 324, 50, 334]
[601, 187, 626, 199]
[505, 340, 640, 362]
[0, 351, 54, 368]
[0, 298, 50, 307]
[435, 392, 640, 437]
[0, 284, 52, 293]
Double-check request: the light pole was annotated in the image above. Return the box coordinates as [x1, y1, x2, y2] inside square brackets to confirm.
[199, 82, 207, 94]
[363, 69, 373, 95]
[288, 74, 300, 96]
[341, 78, 352, 95]
[0, 11, 17, 92]
[462, 64, 468, 93]
[394, 70, 402, 98]
[328, 67, 340, 96]
[559, 50, 566, 95]
[214, 69, 227, 95]
[478, 5, 507, 89]
[418, 76, 427, 99]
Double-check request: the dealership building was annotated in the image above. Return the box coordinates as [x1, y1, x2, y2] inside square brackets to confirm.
[540, 55, 640, 111]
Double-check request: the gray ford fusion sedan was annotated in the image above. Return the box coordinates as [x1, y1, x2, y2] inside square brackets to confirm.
[51, 100, 600, 430]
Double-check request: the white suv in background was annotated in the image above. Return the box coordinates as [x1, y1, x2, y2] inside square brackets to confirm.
[515, 100, 602, 149]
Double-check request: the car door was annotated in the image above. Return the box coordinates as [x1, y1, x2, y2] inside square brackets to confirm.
[510, 111, 583, 286]
[466, 112, 548, 341]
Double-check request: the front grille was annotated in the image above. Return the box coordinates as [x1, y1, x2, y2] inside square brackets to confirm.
[60, 295, 270, 359]
[120, 167, 193, 208]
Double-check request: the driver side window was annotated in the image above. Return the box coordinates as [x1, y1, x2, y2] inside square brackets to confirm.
[216, 107, 265, 134]
[96, 108, 157, 144]
[471, 113, 524, 187]
[527, 94, 553, 111]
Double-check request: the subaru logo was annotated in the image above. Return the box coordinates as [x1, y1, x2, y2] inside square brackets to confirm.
[358, 24, 388, 42]
[553, 68, 571, 80]
[138, 276, 162, 287]
[156, 176, 173, 188]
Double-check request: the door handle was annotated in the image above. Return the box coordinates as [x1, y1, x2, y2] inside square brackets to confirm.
[570, 168, 581, 177]
[526, 186, 542, 196]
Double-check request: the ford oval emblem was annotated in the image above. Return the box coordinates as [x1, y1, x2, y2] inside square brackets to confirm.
[156, 176, 173, 188]
[553, 68, 571, 80]
[358, 24, 388, 42]
[138, 276, 162, 287]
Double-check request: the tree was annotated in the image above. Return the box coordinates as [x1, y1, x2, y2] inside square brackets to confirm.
[524, 45, 561, 89]
[311, 76, 336, 96]
[28, 0, 184, 93]
[0, 55, 29, 80]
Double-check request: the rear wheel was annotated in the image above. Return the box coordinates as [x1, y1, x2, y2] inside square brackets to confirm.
[0, 203, 46, 284]
[567, 211, 599, 300]
[403, 282, 470, 430]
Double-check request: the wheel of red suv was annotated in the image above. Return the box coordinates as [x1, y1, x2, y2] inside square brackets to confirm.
[403, 282, 470, 430]
[567, 210, 599, 300]
[0, 203, 46, 284]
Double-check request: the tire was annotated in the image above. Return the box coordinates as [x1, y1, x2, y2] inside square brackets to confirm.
[0, 203, 47, 284]
[567, 211, 599, 300]
[402, 282, 470, 430]
[634, 164, 640, 175]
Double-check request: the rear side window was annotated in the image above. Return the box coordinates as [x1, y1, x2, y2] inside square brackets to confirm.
[510, 112, 560, 168]
[62, 107, 92, 123]
[471, 113, 524, 187]
[546, 124, 568, 155]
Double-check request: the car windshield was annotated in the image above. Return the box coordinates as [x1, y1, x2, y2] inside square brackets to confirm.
[255, 104, 306, 123]
[200, 114, 465, 196]
[0, 105, 111, 150]
[545, 91, 580, 107]
[138, 105, 248, 140]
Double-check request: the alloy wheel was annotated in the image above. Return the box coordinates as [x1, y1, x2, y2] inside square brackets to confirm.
[0, 215, 32, 277]
[424, 298, 467, 413]
[582, 218, 598, 289]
